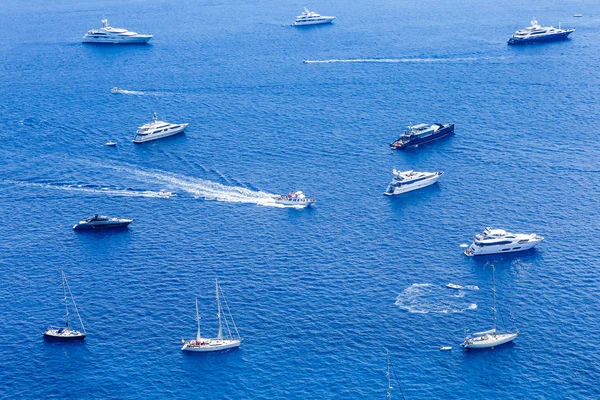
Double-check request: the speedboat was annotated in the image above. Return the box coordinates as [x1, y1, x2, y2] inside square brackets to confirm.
[44, 270, 86, 341]
[133, 113, 188, 143]
[390, 123, 454, 149]
[157, 190, 176, 198]
[384, 170, 443, 196]
[446, 283, 463, 290]
[274, 191, 316, 208]
[507, 19, 574, 45]
[292, 8, 335, 26]
[73, 214, 133, 230]
[573, 14, 583, 18]
[82, 19, 153, 44]
[111, 87, 125, 94]
[461, 266, 519, 349]
[104, 141, 117, 146]
[464, 227, 544, 256]
[181, 279, 243, 353]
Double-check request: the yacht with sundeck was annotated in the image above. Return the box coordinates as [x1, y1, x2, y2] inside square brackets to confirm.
[292, 8, 336, 26]
[464, 227, 544, 256]
[384, 170, 443, 195]
[82, 19, 153, 44]
[274, 191, 316, 208]
[133, 113, 188, 143]
[507, 19, 574, 45]
[390, 123, 454, 149]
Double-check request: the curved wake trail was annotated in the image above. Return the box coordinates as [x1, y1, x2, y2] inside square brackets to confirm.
[303, 56, 495, 64]
[395, 283, 478, 314]
[0, 180, 172, 199]
[103, 165, 281, 207]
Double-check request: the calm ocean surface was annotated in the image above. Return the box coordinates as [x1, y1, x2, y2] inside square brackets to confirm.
[1, 0, 600, 398]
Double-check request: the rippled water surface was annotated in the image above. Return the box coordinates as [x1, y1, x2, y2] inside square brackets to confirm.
[1, 0, 600, 398]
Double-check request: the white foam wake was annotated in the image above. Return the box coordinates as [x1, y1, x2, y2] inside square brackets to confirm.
[104, 165, 282, 207]
[0, 180, 173, 199]
[395, 283, 477, 314]
[303, 57, 482, 64]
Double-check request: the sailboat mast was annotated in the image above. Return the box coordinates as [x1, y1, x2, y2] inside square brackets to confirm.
[195, 297, 201, 341]
[216, 278, 223, 340]
[64, 270, 86, 333]
[386, 349, 392, 399]
[492, 265, 497, 335]
[62, 270, 70, 328]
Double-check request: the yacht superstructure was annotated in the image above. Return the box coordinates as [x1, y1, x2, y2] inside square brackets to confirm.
[133, 113, 188, 143]
[507, 19, 574, 45]
[384, 170, 443, 196]
[292, 8, 335, 26]
[83, 19, 153, 44]
[464, 227, 544, 256]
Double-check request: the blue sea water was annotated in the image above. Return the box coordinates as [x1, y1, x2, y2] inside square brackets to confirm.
[1, 0, 600, 398]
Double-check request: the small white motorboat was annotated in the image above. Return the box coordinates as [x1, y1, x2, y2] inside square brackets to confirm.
[104, 141, 117, 146]
[573, 13, 583, 17]
[446, 283, 463, 290]
[274, 191, 316, 208]
[440, 346, 452, 351]
[157, 190, 176, 198]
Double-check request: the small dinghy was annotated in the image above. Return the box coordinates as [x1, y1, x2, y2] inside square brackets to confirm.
[440, 346, 452, 351]
[104, 141, 117, 146]
[157, 189, 176, 198]
[446, 283, 463, 290]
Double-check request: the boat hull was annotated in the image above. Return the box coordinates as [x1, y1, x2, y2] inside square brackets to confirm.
[508, 31, 573, 45]
[82, 35, 153, 44]
[293, 18, 335, 26]
[73, 221, 132, 230]
[384, 173, 442, 196]
[181, 339, 242, 352]
[461, 333, 518, 349]
[43, 330, 86, 341]
[275, 200, 316, 208]
[464, 240, 542, 256]
[133, 125, 188, 143]
[391, 124, 454, 149]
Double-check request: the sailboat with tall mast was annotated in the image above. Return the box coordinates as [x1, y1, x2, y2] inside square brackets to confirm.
[181, 278, 243, 352]
[460, 266, 519, 349]
[44, 270, 86, 341]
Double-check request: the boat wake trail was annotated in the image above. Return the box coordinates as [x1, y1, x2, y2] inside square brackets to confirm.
[103, 165, 281, 207]
[0, 180, 173, 199]
[303, 56, 495, 64]
[395, 283, 478, 314]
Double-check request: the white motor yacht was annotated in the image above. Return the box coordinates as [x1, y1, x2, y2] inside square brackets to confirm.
[507, 18, 574, 45]
[384, 170, 443, 196]
[181, 279, 243, 353]
[464, 227, 544, 256]
[83, 19, 153, 44]
[274, 191, 316, 208]
[292, 8, 335, 26]
[460, 266, 519, 349]
[133, 113, 188, 143]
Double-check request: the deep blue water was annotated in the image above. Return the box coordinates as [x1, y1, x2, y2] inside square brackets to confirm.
[1, 0, 600, 398]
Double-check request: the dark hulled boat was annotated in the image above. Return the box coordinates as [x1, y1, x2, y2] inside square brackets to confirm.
[390, 123, 454, 150]
[507, 19, 574, 45]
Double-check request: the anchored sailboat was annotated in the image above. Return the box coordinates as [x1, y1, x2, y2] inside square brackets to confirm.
[460, 266, 519, 349]
[44, 270, 86, 341]
[181, 279, 243, 352]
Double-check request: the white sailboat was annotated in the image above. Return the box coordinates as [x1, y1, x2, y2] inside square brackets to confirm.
[181, 279, 243, 352]
[460, 266, 519, 349]
[44, 270, 86, 341]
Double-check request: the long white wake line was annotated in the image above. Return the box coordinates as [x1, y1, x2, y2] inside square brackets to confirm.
[103, 164, 284, 207]
[0, 180, 171, 199]
[303, 56, 489, 64]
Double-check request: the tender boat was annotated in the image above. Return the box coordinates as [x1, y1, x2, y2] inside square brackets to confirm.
[507, 19, 574, 45]
[292, 8, 336, 26]
[464, 227, 544, 256]
[384, 170, 443, 196]
[274, 191, 316, 208]
[133, 113, 188, 143]
[390, 123, 454, 149]
[157, 190, 176, 198]
[44, 270, 86, 341]
[446, 283, 463, 290]
[82, 19, 153, 44]
[181, 279, 243, 352]
[111, 87, 125, 94]
[573, 14, 583, 18]
[460, 266, 519, 349]
[440, 346, 452, 351]
[73, 214, 133, 230]
[104, 141, 117, 146]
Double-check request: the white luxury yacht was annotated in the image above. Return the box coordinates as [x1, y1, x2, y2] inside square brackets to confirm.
[82, 19, 153, 44]
[292, 8, 336, 26]
[507, 18, 574, 45]
[384, 170, 443, 196]
[274, 191, 316, 208]
[133, 113, 188, 143]
[464, 227, 544, 256]
[460, 266, 519, 349]
[181, 279, 243, 353]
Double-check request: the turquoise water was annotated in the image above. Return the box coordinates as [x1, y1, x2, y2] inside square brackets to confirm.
[1, 0, 600, 398]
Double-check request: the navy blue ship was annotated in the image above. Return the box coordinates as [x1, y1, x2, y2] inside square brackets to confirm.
[390, 123, 454, 150]
[508, 19, 574, 45]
